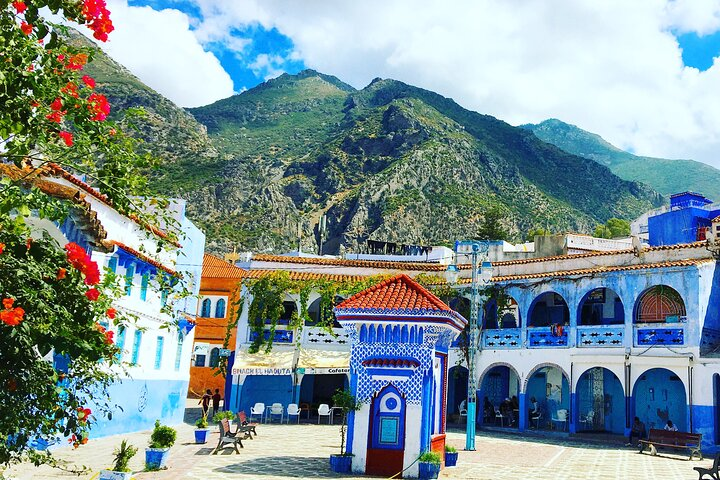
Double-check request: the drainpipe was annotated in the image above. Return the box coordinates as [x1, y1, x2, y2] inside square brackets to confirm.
[625, 354, 631, 430]
[689, 364, 694, 432]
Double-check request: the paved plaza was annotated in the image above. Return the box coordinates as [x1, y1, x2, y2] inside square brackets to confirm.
[3, 419, 711, 480]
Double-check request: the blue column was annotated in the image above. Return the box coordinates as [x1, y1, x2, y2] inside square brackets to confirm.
[346, 373, 358, 455]
[292, 374, 304, 404]
[229, 380, 244, 412]
[569, 392, 577, 433]
[518, 392, 527, 431]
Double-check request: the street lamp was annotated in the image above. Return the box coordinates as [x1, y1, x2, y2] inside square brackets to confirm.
[445, 240, 488, 451]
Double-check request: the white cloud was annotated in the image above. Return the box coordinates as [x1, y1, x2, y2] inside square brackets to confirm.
[89, 0, 234, 107]
[172, 0, 720, 168]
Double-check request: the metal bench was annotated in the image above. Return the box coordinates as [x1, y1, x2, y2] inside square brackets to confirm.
[694, 452, 720, 480]
[212, 418, 245, 455]
[639, 428, 703, 460]
[236, 411, 257, 437]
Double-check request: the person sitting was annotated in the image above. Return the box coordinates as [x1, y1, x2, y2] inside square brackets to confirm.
[500, 398, 513, 425]
[626, 416, 646, 446]
[511, 396, 519, 425]
[483, 397, 494, 423]
[529, 396, 541, 428]
[664, 419, 678, 432]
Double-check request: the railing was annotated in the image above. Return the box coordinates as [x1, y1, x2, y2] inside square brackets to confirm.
[482, 328, 522, 349]
[247, 327, 294, 344]
[527, 327, 568, 348]
[302, 327, 350, 347]
[577, 325, 624, 347]
[634, 323, 685, 346]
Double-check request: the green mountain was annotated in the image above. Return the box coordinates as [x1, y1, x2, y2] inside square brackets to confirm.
[522, 119, 720, 201]
[75, 33, 663, 254]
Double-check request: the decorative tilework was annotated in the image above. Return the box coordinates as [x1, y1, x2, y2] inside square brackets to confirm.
[635, 327, 684, 346]
[482, 328, 522, 349]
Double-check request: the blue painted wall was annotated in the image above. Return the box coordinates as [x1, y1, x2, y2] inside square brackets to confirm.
[526, 370, 569, 424]
[238, 375, 293, 415]
[576, 368, 625, 434]
[648, 206, 715, 246]
[633, 368, 687, 431]
[446, 367, 468, 417]
[90, 378, 187, 438]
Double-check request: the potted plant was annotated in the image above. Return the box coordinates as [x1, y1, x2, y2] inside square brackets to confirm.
[145, 420, 177, 471]
[194, 415, 209, 444]
[99, 439, 137, 480]
[444, 444, 458, 467]
[212, 410, 235, 425]
[328, 389, 361, 473]
[418, 451, 442, 479]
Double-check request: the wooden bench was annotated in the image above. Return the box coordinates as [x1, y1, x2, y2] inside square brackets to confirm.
[639, 428, 703, 460]
[236, 411, 257, 437]
[211, 418, 246, 455]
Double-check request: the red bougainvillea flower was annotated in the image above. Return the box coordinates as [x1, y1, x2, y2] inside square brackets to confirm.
[46, 111, 63, 123]
[85, 288, 100, 301]
[104, 329, 114, 344]
[20, 21, 32, 36]
[1, 302, 25, 327]
[56, 268, 67, 280]
[60, 82, 79, 98]
[0, 243, 4, 254]
[106, 308, 116, 319]
[66, 53, 88, 71]
[65, 242, 86, 269]
[50, 97, 63, 111]
[87, 93, 110, 121]
[83, 261, 100, 285]
[81, 75, 96, 89]
[3, 298, 14, 310]
[57, 54, 65, 63]
[12, 1, 26, 13]
[58, 131, 73, 147]
[26, 238, 31, 250]
[81, 0, 114, 42]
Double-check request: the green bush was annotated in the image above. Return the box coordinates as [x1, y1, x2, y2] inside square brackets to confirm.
[149, 420, 177, 449]
[444, 445, 457, 453]
[111, 440, 137, 472]
[418, 451, 441, 465]
[212, 411, 235, 423]
[195, 416, 208, 429]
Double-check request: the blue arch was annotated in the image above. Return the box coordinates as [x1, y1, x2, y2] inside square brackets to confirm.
[527, 291, 569, 328]
[632, 368, 687, 431]
[576, 287, 624, 326]
[575, 366, 625, 434]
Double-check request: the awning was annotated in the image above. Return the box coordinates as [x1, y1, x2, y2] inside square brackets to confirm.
[297, 349, 350, 375]
[231, 349, 295, 376]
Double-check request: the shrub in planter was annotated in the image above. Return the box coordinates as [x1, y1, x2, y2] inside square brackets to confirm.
[145, 421, 177, 471]
[100, 440, 137, 480]
[195, 416, 210, 444]
[418, 451, 442, 479]
[444, 445, 458, 467]
[212, 411, 235, 423]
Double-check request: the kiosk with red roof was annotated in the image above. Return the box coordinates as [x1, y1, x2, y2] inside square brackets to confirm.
[334, 274, 467, 478]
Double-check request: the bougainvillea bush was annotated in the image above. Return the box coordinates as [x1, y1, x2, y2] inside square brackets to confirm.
[0, 0, 174, 468]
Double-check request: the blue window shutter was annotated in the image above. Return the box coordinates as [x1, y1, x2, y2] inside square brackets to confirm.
[209, 347, 220, 368]
[108, 256, 117, 273]
[215, 299, 226, 318]
[140, 274, 149, 301]
[125, 265, 135, 296]
[174, 333, 183, 371]
[154, 336, 164, 369]
[131, 330, 142, 364]
[195, 354, 206, 367]
[201, 298, 211, 317]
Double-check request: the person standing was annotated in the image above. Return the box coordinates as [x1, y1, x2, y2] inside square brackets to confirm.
[199, 389, 212, 419]
[212, 388, 222, 418]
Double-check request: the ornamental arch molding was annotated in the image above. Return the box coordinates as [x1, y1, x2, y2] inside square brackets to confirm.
[478, 362, 522, 385]
[522, 362, 570, 392]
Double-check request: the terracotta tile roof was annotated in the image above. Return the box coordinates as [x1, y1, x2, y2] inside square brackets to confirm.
[490, 241, 706, 266]
[113, 241, 177, 276]
[251, 253, 453, 271]
[239, 269, 366, 283]
[202, 253, 247, 279]
[336, 274, 454, 312]
[482, 258, 714, 283]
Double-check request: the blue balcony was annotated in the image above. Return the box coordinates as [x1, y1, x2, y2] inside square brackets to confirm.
[527, 327, 568, 348]
[482, 328, 522, 349]
[577, 325, 624, 347]
[248, 328, 294, 344]
[634, 324, 684, 346]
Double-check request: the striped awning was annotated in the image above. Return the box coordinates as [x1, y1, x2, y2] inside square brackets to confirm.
[296, 349, 350, 374]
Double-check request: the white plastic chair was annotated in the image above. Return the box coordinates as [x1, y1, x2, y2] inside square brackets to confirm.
[580, 410, 594, 430]
[318, 404, 331, 424]
[286, 403, 300, 424]
[495, 408, 505, 427]
[250, 402, 265, 423]
[459, 401, 467, 423]
[551, 409, 568, 431]
[269, 403, 284, 423]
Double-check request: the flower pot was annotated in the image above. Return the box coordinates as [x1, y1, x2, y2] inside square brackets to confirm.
[329, 454, 352, 473]
[194, 428, 209, 444]
[145, 447, 170, 470]
[99, 470, 132, 480]
[445, 451, 459, 467]
[418, 461, 441, 479]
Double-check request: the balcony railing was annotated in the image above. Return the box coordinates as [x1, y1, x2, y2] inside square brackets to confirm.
[247, 327, 294, 344]
[527, 327, 568, 348]
[302, 327, 350, 347]
[482, 328, 522, 349]
[577, 325, 624, 347]
[634, 323, 685, 346]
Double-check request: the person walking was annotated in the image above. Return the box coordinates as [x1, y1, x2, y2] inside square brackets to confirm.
[212, 388, 222, 418]
[199, 389, 212, 419]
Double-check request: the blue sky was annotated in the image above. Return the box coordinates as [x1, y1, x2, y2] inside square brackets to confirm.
[676, 32, 720, 71]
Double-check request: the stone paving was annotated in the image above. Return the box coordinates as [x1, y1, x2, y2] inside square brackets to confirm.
[2, 421, 710, 479]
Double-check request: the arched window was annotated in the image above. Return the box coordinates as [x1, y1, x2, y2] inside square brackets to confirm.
[200, 298, 211, 318]
[635, 285, 686, 323]
[209, 347, 220, 368]
[215, 299, 226, 318]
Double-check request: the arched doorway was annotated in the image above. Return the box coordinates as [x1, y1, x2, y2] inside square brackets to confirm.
[634, 285, 686, 323]
[446, 366, 468, 424]
[576, 367, 625, 434]
[528, 292, 569, 327]
[525, 365, 570, 430]
[578, 288, 624, 325]
[633, 368, 687, 431]
[483, 295, 521, 329]
[479, 364, 520, 427]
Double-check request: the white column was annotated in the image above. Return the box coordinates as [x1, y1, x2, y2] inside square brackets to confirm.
[403, 404, 423, 478]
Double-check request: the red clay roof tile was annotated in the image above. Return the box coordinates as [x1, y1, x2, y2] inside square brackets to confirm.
[336, 274, 454, 312]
